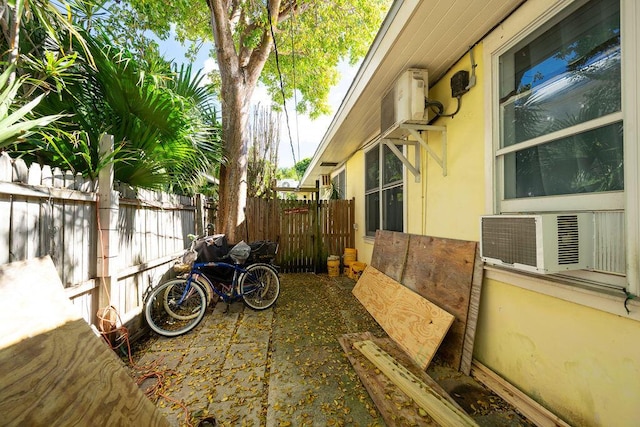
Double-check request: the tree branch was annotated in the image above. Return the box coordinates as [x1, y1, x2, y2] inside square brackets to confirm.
[243, 0, 279, 88]
[207, 0, 240, 80]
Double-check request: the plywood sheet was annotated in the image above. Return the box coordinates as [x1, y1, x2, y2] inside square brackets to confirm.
[352, 265, 454, 369]
[0, 256, 81, 349]
[0, 256, 169, 427]
[370, 230, 409, 282]
[401, 235, 477, 370]
[339, 332, 466, 426]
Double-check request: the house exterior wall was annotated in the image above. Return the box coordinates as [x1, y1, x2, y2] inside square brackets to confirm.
[342, 150, 375, 263]
[344, 39, 640, 426]
[476, 278, 640, 427]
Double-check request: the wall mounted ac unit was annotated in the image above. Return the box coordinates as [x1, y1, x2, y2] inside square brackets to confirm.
[480, 213, 594, 274]
[381, 68, 428, 134]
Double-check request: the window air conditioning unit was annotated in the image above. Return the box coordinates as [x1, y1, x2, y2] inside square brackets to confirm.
[381, 68, 428, 134]
[480, 213, 594, 274]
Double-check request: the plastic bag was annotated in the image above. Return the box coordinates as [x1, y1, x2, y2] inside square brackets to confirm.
[229, 240, 251, 264]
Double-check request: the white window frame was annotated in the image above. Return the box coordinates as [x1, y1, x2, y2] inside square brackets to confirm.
[331, 167, 346, 200]
[364, 143, 406, 237]
[483, 0, 640, 297]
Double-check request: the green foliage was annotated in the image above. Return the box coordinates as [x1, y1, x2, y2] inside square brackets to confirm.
[294, 157, 311, 178]
[0, 65, 63, 148]
[11, 26, 222, 192]
[277, 157, 311, 180]
[263, 0, 390, 118]
[117, 0, 391, 119]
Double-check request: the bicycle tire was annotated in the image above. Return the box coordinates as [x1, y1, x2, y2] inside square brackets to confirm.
[239, 263, 280, 310]
[161, 279, 205, 320]
[144, 279, 207, 337]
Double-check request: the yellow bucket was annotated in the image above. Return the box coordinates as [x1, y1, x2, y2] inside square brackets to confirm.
[343, 248, 357, 266]
[327, 256, 340, 277]
[350, 262, 366, 281]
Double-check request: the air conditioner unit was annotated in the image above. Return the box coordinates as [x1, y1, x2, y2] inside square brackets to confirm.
[381, 68, 428, 134]
[480, 213, 594, 274]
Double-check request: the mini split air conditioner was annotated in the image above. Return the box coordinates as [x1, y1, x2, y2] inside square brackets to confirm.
[480, 213, 594, 274]
[381, 68, 428, 134]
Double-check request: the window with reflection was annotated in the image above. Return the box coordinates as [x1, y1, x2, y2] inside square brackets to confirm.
[365, 143, 404, 236]
[498, 0, 622, 200]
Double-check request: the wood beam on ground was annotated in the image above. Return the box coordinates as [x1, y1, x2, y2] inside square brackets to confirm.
[354, 339, 478, 427]
[471, 360, 571, 427]
[339, 331, 466, 426]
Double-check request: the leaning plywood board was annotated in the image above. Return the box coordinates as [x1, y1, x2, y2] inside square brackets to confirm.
[370, 230, 409, 282]
[0, 256, 169, 427]
[352, 265, 455, 369]
[0, 257, 81, 348]
[402, 235, 478, 371]
[355, 340, 479, 427]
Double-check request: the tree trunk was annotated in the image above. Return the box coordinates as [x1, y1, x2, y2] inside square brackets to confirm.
[216, 78, 250, 242]
[207, 0, 278, 242]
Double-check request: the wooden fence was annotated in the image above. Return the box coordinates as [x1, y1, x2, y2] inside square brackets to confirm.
[208, 197, 355, 272]
[0, 151, 197, 328]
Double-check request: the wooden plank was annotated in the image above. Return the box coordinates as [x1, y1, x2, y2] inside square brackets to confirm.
[0, 195, 10, 264]
[460, 246, 484, 375]
[402, 235, 477, 370]
[355, 340, 479, 427]
[10, 196, 28, 262]
[370, 229, 409, 282]
[339, 332, 465, 426]
[471, 361, 572, 427]
[0, 257, 169, 426]
[352, 265, 454, 369]
[0, 180, 97, 201]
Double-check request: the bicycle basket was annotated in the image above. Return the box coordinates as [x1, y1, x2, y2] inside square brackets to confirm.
[174, 249, 197, 273]
[194, 234, 229, 262]
[247, 240, 278, 264]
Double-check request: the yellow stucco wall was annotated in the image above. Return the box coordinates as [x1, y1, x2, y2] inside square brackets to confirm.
[412, 46, 486, 241]
[343, 150, 375, 263]
[340, 41, 640, 426]
[476, 279, 640, 426]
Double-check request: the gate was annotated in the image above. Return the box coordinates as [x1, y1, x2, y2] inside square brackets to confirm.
[208, 197, 355, 273]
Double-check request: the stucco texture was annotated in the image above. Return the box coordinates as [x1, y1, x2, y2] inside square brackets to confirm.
[475, 279, 640, 426]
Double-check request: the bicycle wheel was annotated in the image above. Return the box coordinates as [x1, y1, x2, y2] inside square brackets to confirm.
[161, 279, 204, 320]
[239, 263, 280, 310]
[144, 279, 207, 337]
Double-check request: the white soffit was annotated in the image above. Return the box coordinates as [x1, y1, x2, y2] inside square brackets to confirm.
[302, 0, 524, 186]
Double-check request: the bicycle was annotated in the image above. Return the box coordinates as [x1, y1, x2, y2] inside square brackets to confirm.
[144, 235, 280, 337]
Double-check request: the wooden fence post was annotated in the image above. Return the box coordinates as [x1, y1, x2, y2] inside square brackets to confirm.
[96, 134, 120, 313]
[195, 193, 205, 236]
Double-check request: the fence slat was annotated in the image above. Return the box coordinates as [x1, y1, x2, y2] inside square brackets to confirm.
[1, 154, 197, 326]
[214, 197, 354, 273]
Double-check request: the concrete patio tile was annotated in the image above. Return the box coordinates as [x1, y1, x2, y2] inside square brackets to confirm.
[215, 365, 267, 400]
[130, 273, 536, 427]
[207, 396, 265, 427]
[223, 341, 270, 369]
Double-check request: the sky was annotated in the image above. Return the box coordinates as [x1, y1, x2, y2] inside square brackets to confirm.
[156, 36, 358, 169]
